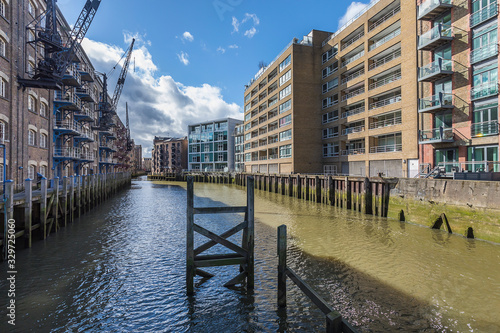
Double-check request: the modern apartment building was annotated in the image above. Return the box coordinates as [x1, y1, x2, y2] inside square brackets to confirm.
[243, 30, 331, 174]
[417, 0, 499, 174]
[234, 123, 245, 172]
[188, 118, 242, 171]
[151, 137, 188, 174]
[0, 0, 132, 185]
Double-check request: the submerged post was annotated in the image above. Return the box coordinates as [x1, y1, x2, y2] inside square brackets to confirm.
[186, 176, 195, 295]
[277, 224, 287, 307]
[246, 176, 255, 289]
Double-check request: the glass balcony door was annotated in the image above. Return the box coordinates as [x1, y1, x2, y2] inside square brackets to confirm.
[435, 111, 453, 128]
[435, 148, 458, 173]
[434, 45, 451, 61]
[467, 146, 499, 171]
[472, 0, 497, 13]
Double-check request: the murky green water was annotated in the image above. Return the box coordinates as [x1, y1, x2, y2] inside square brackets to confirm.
[1, 178, 499, 332]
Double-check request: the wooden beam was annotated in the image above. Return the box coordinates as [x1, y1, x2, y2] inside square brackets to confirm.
[193, 224, 248, 258]
[278, 224, 287, 308]
[193, 206, 247, 215]
[194, 256, 246, 267]
[194, 221, 246, 256]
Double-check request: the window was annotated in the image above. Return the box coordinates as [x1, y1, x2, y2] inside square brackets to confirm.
[27, 60, 35, 75]
[1, 78, 6, 98]
[28, 95, 36, 111]
[279, 99, 292, 114]
[279, 114, 291, 127]
[322, 127, 339, 139]
[28, 30, 35, 42]
[0, 120, 5, 141]
[245, 133, 251, 141]
[322, 78, 339, 93]
[28, 129, 36, 146]
[279, 84, 291, 100]
[0, 0, 6, 18]
[245, 112, 251, 121]
[472, 0, 496, 13]
[245, 153, 251, 162]
[322, 110, 339, 123]
[323, 143, 340, 157]
[279, 55, 291, 72]
[322, 47, 338, 64]
[244, 123, 251, 131]
[40, 165, 47, 177]
[0, 163, 3, 182]
[0, 37, 5, 58]
[279, 129, 292, 142]
[40, 133, 47, 148]
[245, 93, 251, 103]
[245, 104, 251, 112]
[28, 1, 35, 16]
[322, 62, 339, 78]
[28, 165, 35, 180]
[322, 95, 338, 109]
[279, 70, 291, 86]
[279, 144, 292, 158]
[40, 102, 47, 117]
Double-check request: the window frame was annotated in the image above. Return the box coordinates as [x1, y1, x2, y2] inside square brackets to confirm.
[28, 129, 36, 146]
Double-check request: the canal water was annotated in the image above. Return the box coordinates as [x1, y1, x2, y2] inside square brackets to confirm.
[1, 178, 499, 332]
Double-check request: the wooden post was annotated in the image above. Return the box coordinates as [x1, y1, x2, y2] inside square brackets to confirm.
[277, 224, 287, 308]
[24, 178, 33, 248]
[288, 175, 293, 197]
[69, 176, 74, 223]
[382, 182, 390, 218]
[315, 176, 321, 203]
[274, 175, 278, 194]
[328, 176, 334, 206]
[53, 177, 60, 231]
[296, 175, 301, 199]
[62, 177, 68, 226]
[246, 176, 255, 289]
[281, 176, 285, 195]
[345, 177, 351, 210]
[305, 177, 309, 201]
[76, 176, 81, 217]
[40, 177, 48, 239]
[186, 176, 195, 295]
[364, 178, 373, 215]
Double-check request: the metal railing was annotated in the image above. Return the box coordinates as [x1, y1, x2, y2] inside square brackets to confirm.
[369, 72, 401, 90]
[460, 161, 500, 173]
[369, 28, 401, 51]
[471, 120, 499, 137]
[369, 116, 402, 129]
[342, 148, 366, 155]
[342, 87, 365, 101]
[369, 49, 401, 71]
[323, 100, 339, 109]
[418, 23, 452, 49]
[322, 66, 338, 79]
[470, 1, 498, 27]
[369, 6, 401, 31]
[418, 0, 452, 19]
[54, 120, 80, 133]
[269, 138, 279, 144]
[369, 95, 401, 110]
[471, 81, 499, 100]
[342, 125, 365, 135]
[470, 43, 498, 64]
[342, 31, 364, 50]
[269, 154, 278, 160]
[369, 144, 402, 153]
[418, 58, 452, 80]
[418, 92, 453, 111]
[342, 105, 365, 118]
[419, 127, 454, 142]
[341, 68, 364, 85]
[341, 51, 364, 68]
[54, 147, 81, 159]
[54, 90, 82, 109]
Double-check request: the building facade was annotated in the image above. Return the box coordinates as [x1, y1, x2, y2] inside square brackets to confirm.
[0, 0, 133, 185]
[188, 118, 242, 171]
[234, 123, 245, 172]
[151, 137, 188, 174]
[143, 157, 152, 172]
[417, 0, 499, 175]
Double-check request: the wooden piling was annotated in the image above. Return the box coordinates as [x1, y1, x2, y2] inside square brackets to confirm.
[296, 175, 301, 199]
[315, 176, 321, 203]
[364, 178, 372, 215]
[40, 178, 48, 239]
[24, 178, 33, 248]
[277, 224, 287, 307]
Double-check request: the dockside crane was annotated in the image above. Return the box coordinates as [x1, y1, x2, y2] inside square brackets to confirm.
[126, 102, 133, 151]
[18, 0, 102, 90]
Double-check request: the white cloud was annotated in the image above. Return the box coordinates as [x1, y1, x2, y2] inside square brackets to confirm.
[81, 36, 241, 157]
[228, 44, 238, 49]
[232, 13, 260, 38]
[177, 51, 190, 65]
[338, 2, 369, 28]
[182, 31, 194, 42]
[217, 46, 226, 54]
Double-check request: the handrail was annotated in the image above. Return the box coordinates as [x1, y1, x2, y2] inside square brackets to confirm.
[470, 1, 498, 27]
[341, 86, 365, 101]
[369, 144, 402, 153]
[342, 105, 365, 118]
[369, 116, 402, 129]
[369, 95, 401, 110]
[369, 6, 400, 31]
[369, 72, 401, 90]
[341, 51, 364, 68]
[369, 49, 401, 71]
[369, 28, 401, 51]
[342, 31, 364, 50]
[341, 68, 365, 85]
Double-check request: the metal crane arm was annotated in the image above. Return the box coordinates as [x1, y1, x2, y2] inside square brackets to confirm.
[111, 38, 135, 112]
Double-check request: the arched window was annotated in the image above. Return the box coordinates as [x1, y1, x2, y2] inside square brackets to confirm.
[40, 165, 47, 177]
[0, 78, 6, 98]
[0, 163, 4, 182]
[0, 0, 6, 18]
[40, 133, 47, 148]
[0, 120, 5, 142]
[0, 37, 6, 58]
[28, 94, 36, 111]
[28, 1, 35, 16]
[28, 129, 36, 146]
[28, 164, 35, 179]
[40, 102, 47, 117]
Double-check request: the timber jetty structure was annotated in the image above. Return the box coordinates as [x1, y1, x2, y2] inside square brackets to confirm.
[0, 172, 132, 260]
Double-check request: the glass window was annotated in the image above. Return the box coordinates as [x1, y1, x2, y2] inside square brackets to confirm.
[40, 165, 47, 177]
[40, 133, 47, 148]
[323, 143, 340, 157]
[0, 163, 3, 182]
[472, 23, 497, 50]
[322, 78, 339, 93]
[245, 113, 251, 121]
[279, 144, 292, 158]
[245, 93, 251, 103]
[28, 1, 35, 16]
[279, 129, 292, 141]
[279, 70, 292, 86]
[472, 0, 496, 13]
[0, 37, 5, 58]
[0, 78, 6, 98]
[322, 47, 338, 64]
[279, 84, 291, 100]
[28, 95, 36, 111]
[279, 114, 291, 127]
[279, 55, 291, 72]
[0, 121, 5, 141]
[28, 129, 36, 145]
[279, 99, 292, 114]
[40, 102, 47, 117]
[0, 1, 6, 18]
[28, 165, 35, 179]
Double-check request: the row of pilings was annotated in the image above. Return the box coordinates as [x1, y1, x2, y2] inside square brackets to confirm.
[1, 172, 132, 260]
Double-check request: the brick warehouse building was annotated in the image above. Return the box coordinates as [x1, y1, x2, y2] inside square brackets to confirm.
[151, 136, 188, 174]
[0, 0, 133, 184]
[242, 0, 499, 177]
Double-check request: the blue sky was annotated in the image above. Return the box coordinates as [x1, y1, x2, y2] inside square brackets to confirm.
[57, 0, 369, 156]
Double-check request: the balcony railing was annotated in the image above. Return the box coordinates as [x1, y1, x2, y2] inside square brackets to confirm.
[62, 64, 82, 87]
[419, 127, 454, 143]
[369, 49, 401, 71]
[342, 31, 364, 50]
[80, 152, 95, 161]
[369, 116, 402, 129]
[342, 87, 365, 101]
[341, 51, 364, 68]
[269, 154, 278, 160]
[418, 58, 453, 82]
[322, 66, 338, 79]
[418, 23, 453, 51]
[54, 90, 82, 110]
[259, 141, 267, 147]
[470, 43, 499, 64]
[342, 105, 365, 118]
[268, 137, 279, 144]
[418, 93, 453, 113]
[342, 148, 366, 156]
[369, 72, 401, 90]
[471, 81, 499, 100]
[341, 69, 364, 85]
[369, 6, 401, 31]
[418, 0, 453, 20]
[323, 100, 339, 109]
[369, 144, 402, 153]
[369, 94, 401, 110]
[54, 147, 81, 159]
[470, 1, 498, 27]
[342, 125, 365, 135]
[369, 28, 401, 51]
[54, 120, 80, 133]
[471, 120, 499, 137]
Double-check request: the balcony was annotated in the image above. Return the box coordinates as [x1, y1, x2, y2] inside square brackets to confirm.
[342, 31, 364, 51]
[341, 68, 364, 85]
[76, 85, 97, 103]
[370, 144, 402, 153]
[418, 93, 453, 113]
[470, 1, 498, 27]
[54, 120, 81, 135]
[54, 147, 81, 159]
[418, 23, 453, 51]
[418, 127, 454, 144]
[471, 120, 499, 137]
[369, 49, 401, 71]
[342, 86, 365, 101]
[74, 107, 95, 122]
[471, 43, 498, 64]
[418, 0, 453, 21]
[62, 64, 82, 87]
[369, 72, 401, 90]
[342, 105, 365, 118]
[268, 137, 279, 144]
[54, 90, 82, 111]
[76, 63, 94, 82]
[471, 81, 499, 100]
[342, 148, 366, 156]
[343, 125, 365, 135]
[75, 129, 95, 142]
[80, 151, 95, 161]
[369, 6, 401, 31]
[369, 28, 401, 52]
[369, 94, 401, 110]
[418, 58, 453, 82]
[342, 50, 364, 68]
[369, 116, 402, 129]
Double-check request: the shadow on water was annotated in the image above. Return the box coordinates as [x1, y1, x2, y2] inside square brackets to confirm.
[0, 179, 498, 332]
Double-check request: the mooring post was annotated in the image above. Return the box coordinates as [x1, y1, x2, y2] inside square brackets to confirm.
[345, 177, 352, 210]
[69, 176, 74, 223]
[296, 175, 301, 199]
[328, 176, 334, 206]
[325, 311, 343, 333]
[382, 182, 390, 218]
[40, 177, 48, 239]
[277, 224, 287, 308]
[281, 176, 285, 195]
[186, 176, 195, 296]
[62, 177, 68, 227]
[364, 178, 372, 215]
[53, 177, 60, 231]
[288, 175, 293, 197]
[305, 177, 310, 201]
[246, 176, 255, 289]
[315, 176, 321, 203]
[76, 176, 81, 217]
[24, 178, 33, 248]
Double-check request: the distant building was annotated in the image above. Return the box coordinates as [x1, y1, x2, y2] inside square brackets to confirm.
[234, 123, 245, 172]
[131, 144, 142, 173]
[143, 157, 152, 172]
[152, 137, 188, 174]
[188, 118, 243, 172]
